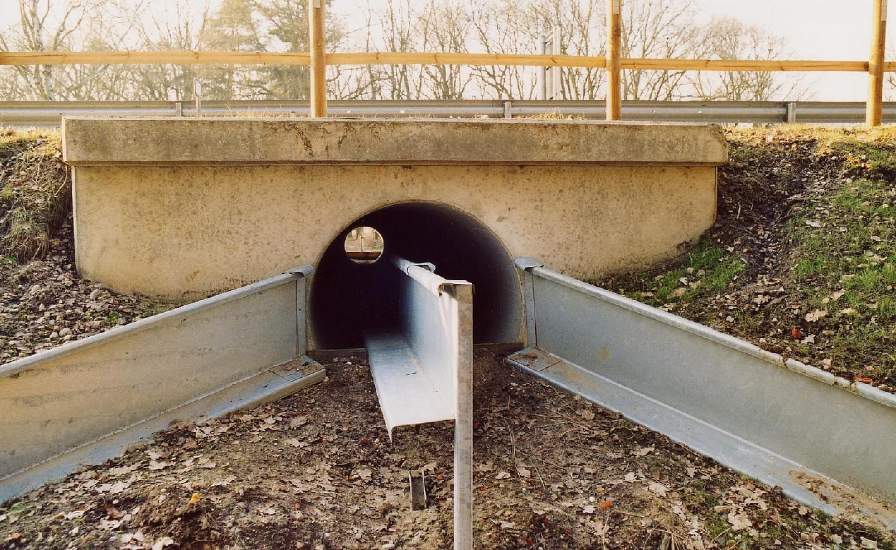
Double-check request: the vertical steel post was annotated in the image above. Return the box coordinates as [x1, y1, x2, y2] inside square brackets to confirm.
[868, 0, 887, 127]
[193, 79, 202, 117]
[551, 26, 561, 100]
[452, 283, 474, 550]
[539, 35, 548, 101]
[785, 101, 797, 124]
[309, 0, 327, 117]
[606, 0, 622, 120]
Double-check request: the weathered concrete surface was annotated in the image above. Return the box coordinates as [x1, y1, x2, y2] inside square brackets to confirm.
[63, 118, 724, 306]
[63, 118, 727, 166]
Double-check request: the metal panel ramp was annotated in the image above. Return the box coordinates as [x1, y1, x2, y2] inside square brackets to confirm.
[508, 259, 896, 530]
[0, 266, 324, 505]
[365, 257, 473, 550]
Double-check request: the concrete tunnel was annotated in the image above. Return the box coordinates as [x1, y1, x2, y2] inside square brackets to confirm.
[310, 202, 523, 349]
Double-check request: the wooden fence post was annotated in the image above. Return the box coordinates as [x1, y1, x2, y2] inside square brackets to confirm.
[606, 0, 622, 121]
[309, 0, 327, 117]
[867, 0, 887, 127]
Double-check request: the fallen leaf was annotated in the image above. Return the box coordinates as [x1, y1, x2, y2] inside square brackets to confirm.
[121, 531, 145, 544]
[648, 482, 669, 497]
[516, 466, 531, 479]
[727, 511, 752, 531]
[105, 504, 124, 520]
[805, 309, 828, 323]
[598, 499, 614, 511]
[152, 536, 175, 550]
[632, 446, 654, 457]
[289, 416, 308, 428]
[98, 518, 122, 530]
[577, 408, 595, 421]
[188, 493, 201, 506]
[96, 480, 131, 494]
[211, 475, 237, 487]
[805, 220, 823, 228]
[582, 505, 596, 514]
[624, 472, 637, 483]
[495, 471, 511, 480]
[148, 460, 169, 471]
[353, 468, 372, 481]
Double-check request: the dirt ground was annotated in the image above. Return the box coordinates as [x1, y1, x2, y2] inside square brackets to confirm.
[1, 351, 892, 550]
[0, 228, 171, 363]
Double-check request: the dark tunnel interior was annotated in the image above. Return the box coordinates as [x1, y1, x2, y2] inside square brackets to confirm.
[309, 202, 522, 349]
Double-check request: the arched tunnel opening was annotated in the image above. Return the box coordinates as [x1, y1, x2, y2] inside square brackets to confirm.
[310, 202, 522, 349]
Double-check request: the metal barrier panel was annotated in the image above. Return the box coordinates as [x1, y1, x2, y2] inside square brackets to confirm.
[365, 257, 473, 550]
[3, 100, 896, 126]
[0, 267, 318, 502]
[509, 261, 896, 528]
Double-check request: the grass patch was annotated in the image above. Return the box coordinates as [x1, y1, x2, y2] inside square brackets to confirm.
[608, 238, 744, 308]
[599, 128, 896, 387]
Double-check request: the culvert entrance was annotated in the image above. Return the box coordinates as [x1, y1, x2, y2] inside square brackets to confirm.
[309, 202, 522, 349]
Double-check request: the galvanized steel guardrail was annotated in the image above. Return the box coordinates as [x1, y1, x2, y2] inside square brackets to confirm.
[2, 100, 895, 126]
[0, 266, 323, 504]
[508, 259, 896, 530]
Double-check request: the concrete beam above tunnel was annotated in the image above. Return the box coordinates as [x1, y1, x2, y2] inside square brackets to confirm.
[62, 118, 728, 167]
[62, 118, 724, 304]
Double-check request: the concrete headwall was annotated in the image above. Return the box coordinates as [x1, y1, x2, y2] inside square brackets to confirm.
[63, 118, 726, 300]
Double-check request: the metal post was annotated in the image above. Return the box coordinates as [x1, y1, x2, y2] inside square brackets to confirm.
[867, 0, 887, 126]
[503, 100, 513, 119]
[452, 283, 473, 550]
[551, 26, 562, 100]
[606, 0, 622, 120]
[193, 79, 202, 117]
[538, 35, 548, 101]
[785, 101, 797, 124]
[309, 0, 327, 117]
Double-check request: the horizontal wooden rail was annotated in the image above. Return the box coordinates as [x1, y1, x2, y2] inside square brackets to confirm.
[0, 51, 311, 66]
[622, 58, 871, 72]
[328, 52, 607, 68]
[0, 51, 891, 73]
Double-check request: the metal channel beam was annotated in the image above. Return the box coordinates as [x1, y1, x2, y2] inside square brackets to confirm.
[0, 266, 323, 504]
[364, 256, 473, 550]
[508, 260, 896, 530]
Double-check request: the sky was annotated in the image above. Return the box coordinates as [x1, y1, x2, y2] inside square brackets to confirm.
[0, 0, 891, 101]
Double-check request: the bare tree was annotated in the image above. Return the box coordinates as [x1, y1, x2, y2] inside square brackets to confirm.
[689, 17, 801, 101]
[369, 0, 426, 99]
[122, 0, 210, 101]
[0, 0, 92, 100]
[418, 0, 472, 99]
[620, 0, 701, 100]
[468, 0, 540, 99]
[0, 0, 800, 104]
